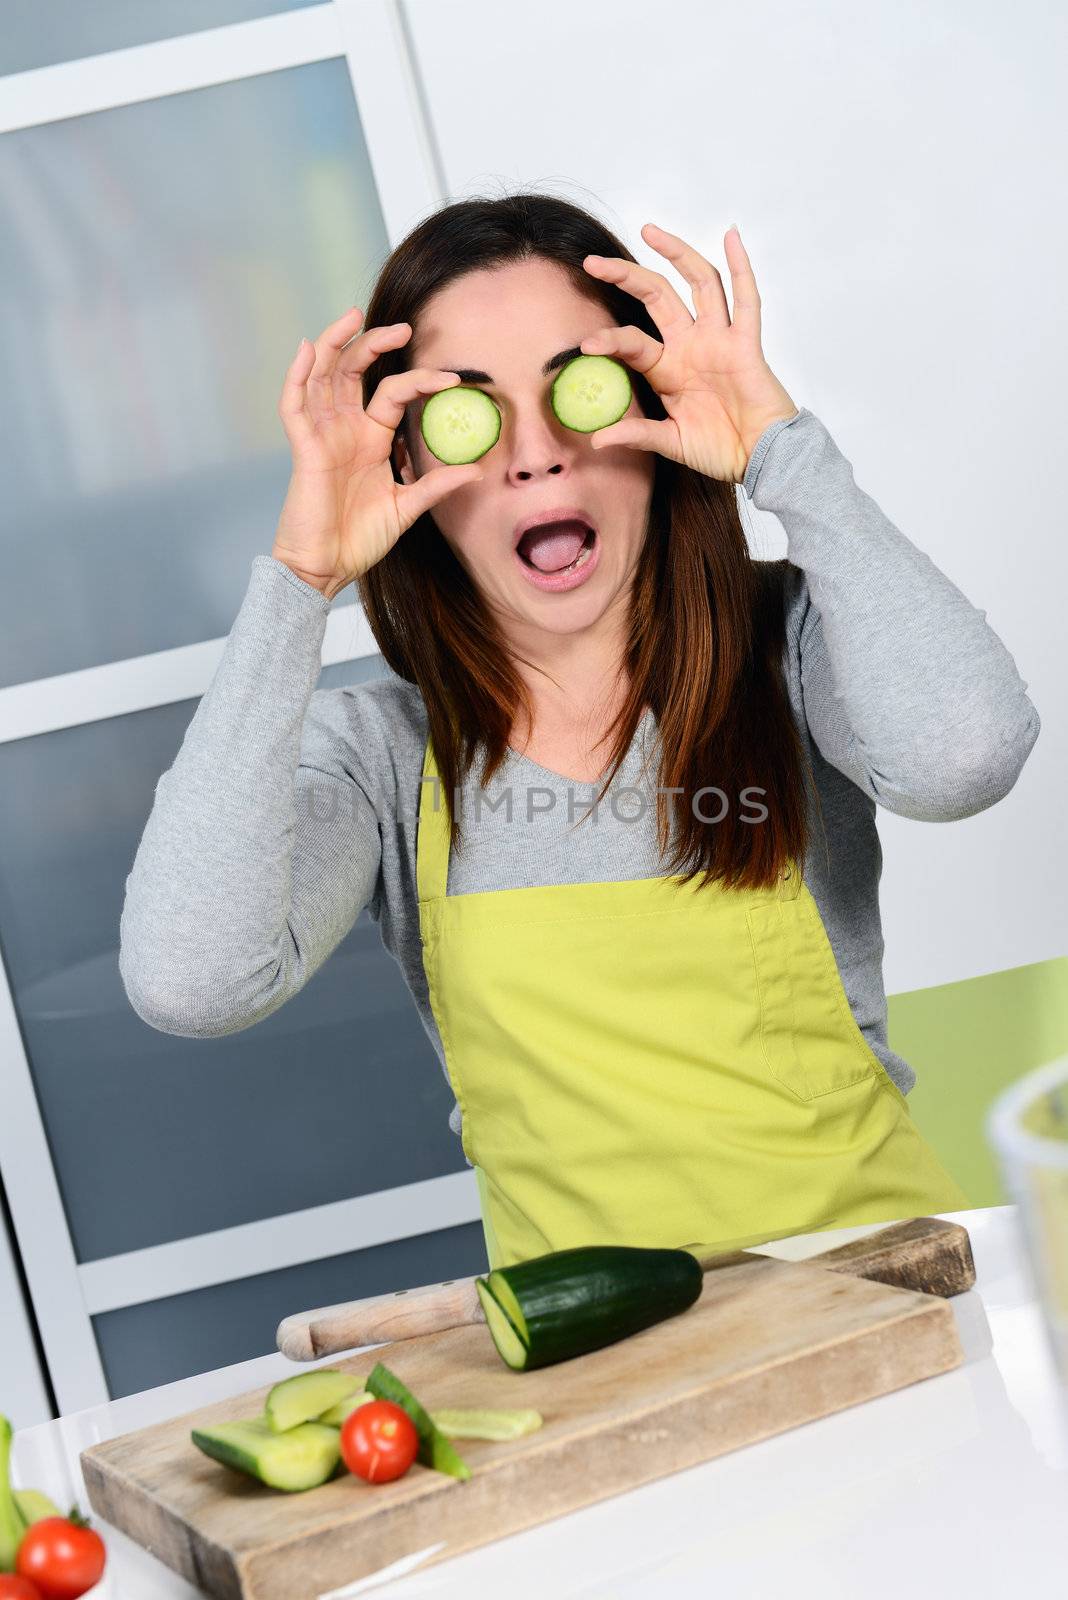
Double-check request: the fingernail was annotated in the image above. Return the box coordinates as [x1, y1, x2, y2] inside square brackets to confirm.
[296, 336, 306, 354]
[728, 223, 739, 235]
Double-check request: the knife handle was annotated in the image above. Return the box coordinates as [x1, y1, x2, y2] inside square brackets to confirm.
[277, 1275, 484, 1360]
[276, 1216, 975, 1361]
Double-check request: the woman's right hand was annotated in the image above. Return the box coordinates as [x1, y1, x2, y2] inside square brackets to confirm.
[272, 307, 484, 598]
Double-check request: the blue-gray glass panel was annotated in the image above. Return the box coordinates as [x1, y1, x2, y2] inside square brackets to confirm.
[0, 58, 386, 687]
[316, 655, 393, 693]
[0, 663, 464, 1264]
[2, 1, 326, 78]
[91, 1222, 489, 1399]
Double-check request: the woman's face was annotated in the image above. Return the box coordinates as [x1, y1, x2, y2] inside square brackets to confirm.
[393, 257, 655, 646]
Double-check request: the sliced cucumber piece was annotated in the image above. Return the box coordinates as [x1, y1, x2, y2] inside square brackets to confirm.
[191, 1418, 341, 1492]
[421, 385, 501, 464]
[479, 1244, 703, 1372]
[13, 1488, 63, 1528]
[431, 1407, 543, 1440]
[0, 1415, 22, 1573]
[265, 1368, 364, 1433]
[365, 1361, 471, 1481]
[317, 1388, 373, 1427]
[551, 354, 632, 433]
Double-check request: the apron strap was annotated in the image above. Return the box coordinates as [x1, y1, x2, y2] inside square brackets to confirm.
[417, 733, 451, 902]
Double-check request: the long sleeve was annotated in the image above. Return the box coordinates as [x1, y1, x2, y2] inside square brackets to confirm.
[118, 554, 383, 1036]
[742, 408, 1041, 821]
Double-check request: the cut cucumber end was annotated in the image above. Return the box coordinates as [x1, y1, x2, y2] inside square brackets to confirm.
[475, 1277, 530, 1370]
[485, 1269, 530, 1342]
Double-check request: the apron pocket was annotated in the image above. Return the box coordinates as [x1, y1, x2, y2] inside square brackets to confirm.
[746, 894, 877, 1102]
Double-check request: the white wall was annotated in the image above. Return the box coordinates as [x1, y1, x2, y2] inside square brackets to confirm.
[403, 0, 1065, 993]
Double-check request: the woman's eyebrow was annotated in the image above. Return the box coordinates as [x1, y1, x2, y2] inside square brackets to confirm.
[440, 345, 584, 385]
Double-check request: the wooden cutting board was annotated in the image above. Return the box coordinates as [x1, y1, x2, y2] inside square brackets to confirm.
[81, 1241, 966, 1600]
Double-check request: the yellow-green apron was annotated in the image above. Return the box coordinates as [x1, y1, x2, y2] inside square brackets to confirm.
[416, 735, 971, 1269]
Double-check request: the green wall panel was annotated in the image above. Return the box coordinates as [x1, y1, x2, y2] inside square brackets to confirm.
[889, 956, 1068, 1208]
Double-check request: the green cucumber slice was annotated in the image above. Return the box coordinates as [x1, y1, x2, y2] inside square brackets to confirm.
[365, 1362, 471, 1481]
[480, 1244, 703, 1372]
[317, 1388, 373, 1426]
[13, 1488, 63, 1528]
[0, 1415, 22, 1573]
[264, 1368, 364, 1433]
[191, 1418, 340, 1492]
[431, 1407, 543, 1440]
[550, 355, 632, 433]
[421, 385, 501, 464]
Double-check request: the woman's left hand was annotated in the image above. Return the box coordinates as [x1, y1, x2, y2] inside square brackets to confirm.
[579, 223, 798, 485]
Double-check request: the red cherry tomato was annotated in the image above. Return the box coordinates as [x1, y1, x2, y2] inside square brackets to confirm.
[339, 1399, 418, 1483]
[15, 1517, 106, 1600]
[0, 1576, 45, 1600]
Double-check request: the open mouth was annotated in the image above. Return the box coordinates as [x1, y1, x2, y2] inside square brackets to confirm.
[516, 521, 597, 575]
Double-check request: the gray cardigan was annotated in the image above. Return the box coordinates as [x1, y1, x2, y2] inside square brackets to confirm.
[118, 407, 1041, 1149]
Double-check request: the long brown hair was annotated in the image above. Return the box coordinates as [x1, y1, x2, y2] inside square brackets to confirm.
[357, 190, 814, 890]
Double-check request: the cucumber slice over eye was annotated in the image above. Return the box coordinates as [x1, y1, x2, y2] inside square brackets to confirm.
[421, 385, 502, 464]
[421, 353, 631, 462]
[551, 354, 632, 434]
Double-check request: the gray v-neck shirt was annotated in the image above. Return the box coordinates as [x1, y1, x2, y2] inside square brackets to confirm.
[118, 408, 1041, 1150]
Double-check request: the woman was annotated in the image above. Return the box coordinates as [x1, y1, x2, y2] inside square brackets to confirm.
[120, 193, 1040, 1269]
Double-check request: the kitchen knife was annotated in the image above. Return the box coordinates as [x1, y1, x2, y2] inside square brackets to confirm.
[276, 1215, 975, 1360]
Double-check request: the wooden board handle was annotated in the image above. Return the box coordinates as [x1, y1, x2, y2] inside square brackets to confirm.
[691, 1215, 976, 1295]
[276, 1215, 975, 1361]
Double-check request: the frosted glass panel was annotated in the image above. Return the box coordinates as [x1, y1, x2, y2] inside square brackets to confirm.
[0, 58, 388, 686]
[0, 660, 467, 1264]
[1, 1, 326, 77]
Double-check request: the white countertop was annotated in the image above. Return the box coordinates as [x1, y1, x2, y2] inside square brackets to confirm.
[12, 1206, 1068, 1600]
